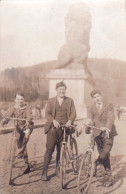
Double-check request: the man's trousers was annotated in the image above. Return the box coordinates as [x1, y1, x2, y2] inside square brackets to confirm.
[43, 127, 63, 170]
[95, 136, 114, 172]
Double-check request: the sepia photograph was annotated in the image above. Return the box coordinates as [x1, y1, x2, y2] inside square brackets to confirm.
[0, 0, 126, 193]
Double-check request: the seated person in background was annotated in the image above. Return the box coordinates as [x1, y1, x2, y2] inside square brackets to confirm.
[0, 92, 34, 174]
[41, 81, 76, 181]
[85, 89, 117, 187]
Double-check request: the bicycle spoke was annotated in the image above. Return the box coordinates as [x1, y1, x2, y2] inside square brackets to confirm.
[78, 151, 95, 194]
[69, 136, 79, 173]
[60, 145, 67, 188]
[60, 125, 79, 189]
[8, 133, 17, 185]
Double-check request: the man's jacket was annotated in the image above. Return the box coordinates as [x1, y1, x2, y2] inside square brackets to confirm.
[86, 102, 118, 138]
[44, 96, 76, 134]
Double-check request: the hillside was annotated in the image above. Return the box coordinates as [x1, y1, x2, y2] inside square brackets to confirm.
[0, 60, 57, 101]
[0, 58, 126, 105]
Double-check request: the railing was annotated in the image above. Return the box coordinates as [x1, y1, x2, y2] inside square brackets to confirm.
[0, 122, 45, 134]
[0, 117, 84, 135]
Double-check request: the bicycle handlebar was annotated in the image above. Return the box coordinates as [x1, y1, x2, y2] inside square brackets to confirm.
[83, 123, 101, 130]
[84, 123, 110, 131]
[83, 123, 110, 138]
[59, 124, 77, 128]
[52, 124, 79, 136]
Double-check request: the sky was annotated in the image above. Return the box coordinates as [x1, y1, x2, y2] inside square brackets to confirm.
[0, 0, 126, 70]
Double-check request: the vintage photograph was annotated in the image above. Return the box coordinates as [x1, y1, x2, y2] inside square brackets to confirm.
[0, 0, 126, 193]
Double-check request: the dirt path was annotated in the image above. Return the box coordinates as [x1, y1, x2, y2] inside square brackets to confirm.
[0, 118, 126, 194]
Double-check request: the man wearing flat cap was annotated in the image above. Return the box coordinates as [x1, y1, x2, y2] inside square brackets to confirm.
[41, 81, 76, 180]
[85, 89, 117, 187]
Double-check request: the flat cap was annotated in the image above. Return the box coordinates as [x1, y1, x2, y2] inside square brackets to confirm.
[90, 89, 101, 98]
[56, 81, 67, 89]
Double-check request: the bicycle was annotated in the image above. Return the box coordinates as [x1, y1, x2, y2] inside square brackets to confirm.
[60, 124, 79, 189]
[5, 117, 27, 185]
[77, 124, 99, 194]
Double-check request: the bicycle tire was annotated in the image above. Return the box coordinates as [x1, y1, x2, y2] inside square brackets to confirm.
[70, 137, 79, 173]
[8, 136, 17, 185]
[77, 150, 95, 194]
[70, 137, 78, 157]
[60, 144, 67, 189]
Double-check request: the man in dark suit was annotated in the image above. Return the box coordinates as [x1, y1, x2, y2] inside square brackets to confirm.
[85, 89, 117, 187]
[41, 81, 76, 181]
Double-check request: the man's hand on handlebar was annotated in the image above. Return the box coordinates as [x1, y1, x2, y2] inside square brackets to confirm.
[100, 127, 110, 132]
[53, 120, 60, 129]
[24, 129, 31, 139]
[65, 120, 72, 128]
[100, 127, 110, 138]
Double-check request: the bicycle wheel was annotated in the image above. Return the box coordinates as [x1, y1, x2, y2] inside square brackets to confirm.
[8, 135, 17, 185]
[70, 137, 79, 173]
[70, 136, 78, 157]
[77, 150, 95, 194]
[60, 144, 67, 189]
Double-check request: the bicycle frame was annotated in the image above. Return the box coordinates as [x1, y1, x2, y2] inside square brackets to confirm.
[88, 129, 95, 151]
[61, 126, 73, 163]
[9, 126, 17, 185]
[61, 125, 77, 158]
[7, 118, 27, 185]
[62, 125, 67, 145]
[60, 124, 78, 189]
[77, 125, 97, 194]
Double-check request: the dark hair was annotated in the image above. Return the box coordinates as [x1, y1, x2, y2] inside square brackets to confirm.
[15, 92, 25, 98]
[90, 89, 102, 98]
[56, 81, 67, 89]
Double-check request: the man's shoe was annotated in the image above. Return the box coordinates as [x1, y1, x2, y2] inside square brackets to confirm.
[17, 152, 24, 159]
[41, 170, 48, 181]
[23, 165, 30, 174]
[103, 172, 113, 187]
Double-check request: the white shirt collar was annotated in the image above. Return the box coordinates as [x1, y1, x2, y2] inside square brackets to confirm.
[96, 102, 103, 111]
[57, 96, 64, 106]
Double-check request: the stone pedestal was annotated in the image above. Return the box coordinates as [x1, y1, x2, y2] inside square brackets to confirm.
[47, 64, 87, 118]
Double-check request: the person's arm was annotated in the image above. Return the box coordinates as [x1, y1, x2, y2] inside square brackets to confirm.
[99, 104, 115, 138]
[45, 99, 60, 128]
[87, 106, 102, 137]
[24, 106, 34, 138]
[26, 106, 33, 122]
[69, 99, 76, 122]
[66, 99, 76, 127]
[105, 103, 115, 131]
[26, 106, 34, 130]
[0, 107, 14, 127]
[45, 99, 54, 123]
